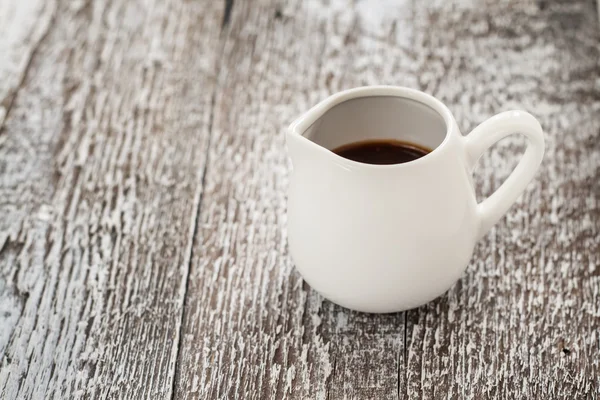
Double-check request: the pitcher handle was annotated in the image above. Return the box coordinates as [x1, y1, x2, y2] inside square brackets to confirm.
[464, 110, 545, 239]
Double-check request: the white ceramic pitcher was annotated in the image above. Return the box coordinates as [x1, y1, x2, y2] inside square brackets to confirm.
[286, 86, 544, 313]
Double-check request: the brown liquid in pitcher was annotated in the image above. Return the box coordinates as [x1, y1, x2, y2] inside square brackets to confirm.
[332, 139, 432, 165]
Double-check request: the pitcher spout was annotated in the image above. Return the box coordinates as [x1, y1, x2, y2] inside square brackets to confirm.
[287, 94, 346, 167]
[286, 126, 321, 168]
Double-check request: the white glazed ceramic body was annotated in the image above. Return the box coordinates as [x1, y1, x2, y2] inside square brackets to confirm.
[286, 86, 544, 313]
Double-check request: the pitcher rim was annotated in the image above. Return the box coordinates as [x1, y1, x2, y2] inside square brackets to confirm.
[288, 86, 456, 169]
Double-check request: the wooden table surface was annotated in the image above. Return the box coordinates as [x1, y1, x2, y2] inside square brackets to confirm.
[0, 0, 599, 399]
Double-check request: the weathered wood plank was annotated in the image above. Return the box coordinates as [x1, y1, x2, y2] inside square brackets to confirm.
[0, 0, 598, 399]
[175, 0, 599, 399]
[0, 0, 224, 398]
[0, 0, 55, 129]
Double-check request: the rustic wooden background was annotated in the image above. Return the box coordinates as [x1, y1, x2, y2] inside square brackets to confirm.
[0, 0, 598, 399]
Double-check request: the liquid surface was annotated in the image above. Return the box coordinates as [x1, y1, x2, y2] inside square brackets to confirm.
[332, 139, 432, 165]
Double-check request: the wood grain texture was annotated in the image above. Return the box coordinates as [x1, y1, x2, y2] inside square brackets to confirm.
[0, 0, 55, 129]
[174, 0, 600, 399]
[0, 0, 224, 398]
[0, 0, 598, 399]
